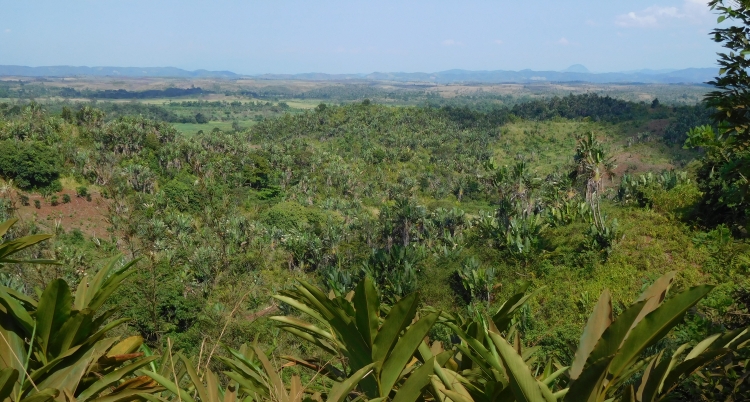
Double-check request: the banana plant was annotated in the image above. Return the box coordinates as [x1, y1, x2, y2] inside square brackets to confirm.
[565, 272, 749, 402]
[271, 277, 439, 401]
[0, 254, 162, 402]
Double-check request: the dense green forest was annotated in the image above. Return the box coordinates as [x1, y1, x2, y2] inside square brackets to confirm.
[2, 2, 750, 401]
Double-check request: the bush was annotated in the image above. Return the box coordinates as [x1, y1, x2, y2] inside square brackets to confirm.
[0, 140, 61, 190]
[162, 179, 201, 212]
[19, 194, 29, 206]
[76, 186, 88, 197]
[34, 199, 41, 209]
[62, 193, 71, 204]
[50, 195, 59, 206]
[261, 201, 330, 233]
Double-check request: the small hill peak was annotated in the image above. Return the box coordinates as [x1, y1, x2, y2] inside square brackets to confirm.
[563, 64, 590, 73]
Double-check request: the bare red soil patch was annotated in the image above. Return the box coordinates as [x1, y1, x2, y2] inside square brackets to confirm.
[12, 190, 112, 239]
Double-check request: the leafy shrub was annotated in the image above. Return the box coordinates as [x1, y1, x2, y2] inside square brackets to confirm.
[238, 153, 273, 189]
[0, 140, 61, 190]
[50, 195, 59, 206]
[62, 193, 71, 203]
[362, 245, 423, 301]
[261, 201, 328, 233]
[617, 170, 691, 208]
[19, 194, 29, 206]
[583, 214, 619, 256]
[33, 199, 40, 209]
[162, 178, 201, 212]
[194, 112, 208, 124]
[456, 256, 496, 304]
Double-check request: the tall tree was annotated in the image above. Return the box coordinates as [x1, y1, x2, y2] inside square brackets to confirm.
[687, 0, 750, 233]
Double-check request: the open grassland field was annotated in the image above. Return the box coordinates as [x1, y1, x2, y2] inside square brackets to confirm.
[0, 83, 748, 401]
[0, 75, 710, 105]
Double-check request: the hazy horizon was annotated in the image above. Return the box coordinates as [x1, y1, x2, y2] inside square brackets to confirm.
[2, 0, 723, 75]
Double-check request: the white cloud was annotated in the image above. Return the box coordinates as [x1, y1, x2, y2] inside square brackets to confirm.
[615, 0, 710, 28]
[494, 39, 503, 45]
[442, 39, 463, 46]
[557, 37, 570, 46]
[616, 6, 680, 27]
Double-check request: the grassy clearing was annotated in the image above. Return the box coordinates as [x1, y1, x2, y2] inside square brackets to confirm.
[171, 120, 254, 136]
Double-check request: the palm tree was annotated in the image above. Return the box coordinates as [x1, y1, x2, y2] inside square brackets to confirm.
[572, 132, 616, 232]
[572, 132, 616, 204]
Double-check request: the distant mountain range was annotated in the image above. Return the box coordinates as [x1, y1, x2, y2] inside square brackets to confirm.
[0, 65, 240, 78]
[0, 64, 717, 84]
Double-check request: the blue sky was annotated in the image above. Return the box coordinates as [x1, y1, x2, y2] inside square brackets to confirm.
[0, 0, 722, 74]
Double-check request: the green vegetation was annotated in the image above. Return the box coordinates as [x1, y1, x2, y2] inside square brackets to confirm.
[0, 3, 749, 400]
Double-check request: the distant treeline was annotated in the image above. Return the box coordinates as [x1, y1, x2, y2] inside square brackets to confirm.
[57, 87, 209, 99]
[434, 94, 714, 144]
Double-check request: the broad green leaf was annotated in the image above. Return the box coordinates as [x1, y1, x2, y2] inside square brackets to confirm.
[658, 343, 689, 394]
[77, 356, 159, 401]
[89, 387, 159, 402]
[3, 287, 36, 309]
[445, 323, 499, 373]
[492, 284, 544, 332]
[0, 367, 18, 401]
[48, 311, 87, 358]
[138, 393, 172, 402]
[327, 363, 375, 402]
[141, 370, 197, 402]
[380, 312, 439, 393]
[87, 259, 139, 311]
[180, 354, 210, 402]
[270, 316, 335, 342]
[252, 345, 284, 400]
[0, 235, 54, 264]
[352, 277, 379, 346]
[34, 338, 116, 396]
[564, 356, 613, 402]
[272, 295, 326, 324]
[584, 300, 648, 370]
[609, 285, 713, 380]
[373, 293, 419, 363]
[20, 388, 59, 402]
[107, 335, 144, 356]
[222, 369, 266, 396]
[276, 325, 341, 356]
[541, 366, 569, 386]
[0, 218, 17, 238]
[442, 389, 474, 402]
[571, 289, 612, 380]
[489, 332, 546, 402]
[36, 279, 73, 359]
[630, 273, 675, 332]
[658, 349, 728, 398]
[223, 377, 238, 402]
[0, 288, 35, 335]
[391, 357, 434, 402]
[0, 308, 28, 374]
[74, 275, 89, 310]
[636, 350, 667, 402]
[206, 370, 221, 402]
[684, 334, 720, 360]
